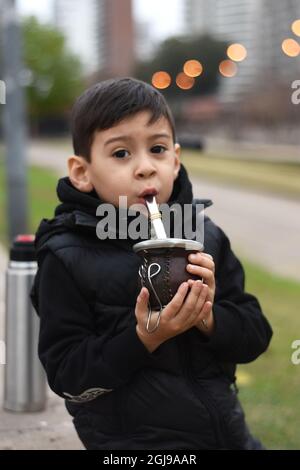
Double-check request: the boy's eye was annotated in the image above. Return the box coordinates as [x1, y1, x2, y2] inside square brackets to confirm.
[151, 145, 166, 154]
[113, 149, 129, 159]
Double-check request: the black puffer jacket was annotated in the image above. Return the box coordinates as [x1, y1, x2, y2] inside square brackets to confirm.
[31, 165, 272, 450]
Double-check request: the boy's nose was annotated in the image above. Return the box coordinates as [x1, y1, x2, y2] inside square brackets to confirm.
[134, 155, 156, 179]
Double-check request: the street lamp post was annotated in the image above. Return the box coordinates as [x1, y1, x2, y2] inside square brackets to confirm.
[1, 0, 28, 241]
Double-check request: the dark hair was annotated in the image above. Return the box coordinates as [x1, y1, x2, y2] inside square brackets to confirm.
[71, 77, 176, 161]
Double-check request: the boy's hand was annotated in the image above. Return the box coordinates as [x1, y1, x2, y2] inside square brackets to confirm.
[135, 280, 208, 353]
[186, 252, 216, 335]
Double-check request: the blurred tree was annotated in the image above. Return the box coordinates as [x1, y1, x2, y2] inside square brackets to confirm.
[135, 34, 228, 98]
[22, 17, 84, 127]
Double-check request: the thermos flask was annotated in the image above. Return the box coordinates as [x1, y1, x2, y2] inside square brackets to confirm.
[4, 235, 46, 412]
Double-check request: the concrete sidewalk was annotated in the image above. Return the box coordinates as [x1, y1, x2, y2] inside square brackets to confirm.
[0, 245, 84, 450]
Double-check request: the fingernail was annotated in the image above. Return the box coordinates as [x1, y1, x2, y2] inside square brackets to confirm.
[189, 254, 196, 261]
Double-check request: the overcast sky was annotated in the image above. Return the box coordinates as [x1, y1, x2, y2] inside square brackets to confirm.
[17, 0, 183, 40]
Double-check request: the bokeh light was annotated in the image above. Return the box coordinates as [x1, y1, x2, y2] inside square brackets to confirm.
[151, 71, 171, 89]
[281, 38, 300, 57]
[291, 19, 300, 37]
[176, 72, 195, 90]
[227, 43, 247, 62]
[219, 60, 238, 78]
[183, 59, 203, 77]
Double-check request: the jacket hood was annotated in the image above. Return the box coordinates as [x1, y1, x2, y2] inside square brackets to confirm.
[35, 164, 212, 251]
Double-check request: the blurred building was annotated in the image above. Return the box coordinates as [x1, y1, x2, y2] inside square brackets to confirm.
[185, 0, 216, 35]
[103, 0, 135, 77]
[185, 0, 300, 103]
[53, 0, 135, 77]
[135, 20, 158, 61]
[53, 0, 104, 74]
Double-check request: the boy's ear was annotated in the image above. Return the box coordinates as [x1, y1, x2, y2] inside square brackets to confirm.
[67, 155, 94, 193]
[174, 143, 181, 178]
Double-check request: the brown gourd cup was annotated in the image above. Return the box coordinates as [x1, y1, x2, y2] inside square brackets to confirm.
[133, 238, 203, 332]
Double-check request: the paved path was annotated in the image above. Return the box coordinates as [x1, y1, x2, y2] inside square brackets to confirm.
[26, 140, 70, 176]
[204, 136, 300, 163]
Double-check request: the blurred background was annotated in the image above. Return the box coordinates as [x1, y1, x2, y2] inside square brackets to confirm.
[0, 0, 300, 450]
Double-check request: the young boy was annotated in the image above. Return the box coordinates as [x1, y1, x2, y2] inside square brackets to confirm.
[31, 77, 272, 450]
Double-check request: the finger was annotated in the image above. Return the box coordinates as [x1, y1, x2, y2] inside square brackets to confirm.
[136, 287, 149, 305]
[187, 283, 208, 325]
[185, 280, 203, 307]
[201, 255, 215, 273]
[202, 252, 213, 261]
[187, 265, 215, 284]
[195, 283, 208, 313]
[135, 287, 149, 318]
[197, 301, 213, 322]
[188, 253, 215, 272]
[187, 279, 196, 288]
[187, 253, 215, 273]
[188, 252, 213, 262]
[163, 282, 189, 318]
[198, 252, 214, 263]
[202, 301, 212, 315]
[174, 280, 203, 322]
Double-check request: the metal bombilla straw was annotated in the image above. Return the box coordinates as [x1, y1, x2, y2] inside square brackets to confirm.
[144, 195, 167, 240]
[143, 196, 167, 333]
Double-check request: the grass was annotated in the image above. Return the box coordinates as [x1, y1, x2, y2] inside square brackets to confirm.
[0, 162, 58, 246]
[181, 150, 300, 200]
[237, 260, 300, 449]
[0, 157, 299, 448]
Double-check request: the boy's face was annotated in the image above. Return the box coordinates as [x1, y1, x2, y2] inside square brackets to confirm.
[84, 110, 181, 210]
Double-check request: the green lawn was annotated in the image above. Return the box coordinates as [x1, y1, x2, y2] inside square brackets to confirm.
[236, 260, 300, 450]
[181, 150, 300, 200]
[0, 160, 299, 449]
[0, 163, 58, 246]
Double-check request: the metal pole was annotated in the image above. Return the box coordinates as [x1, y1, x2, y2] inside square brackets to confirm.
[1, 0, 28, 242]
